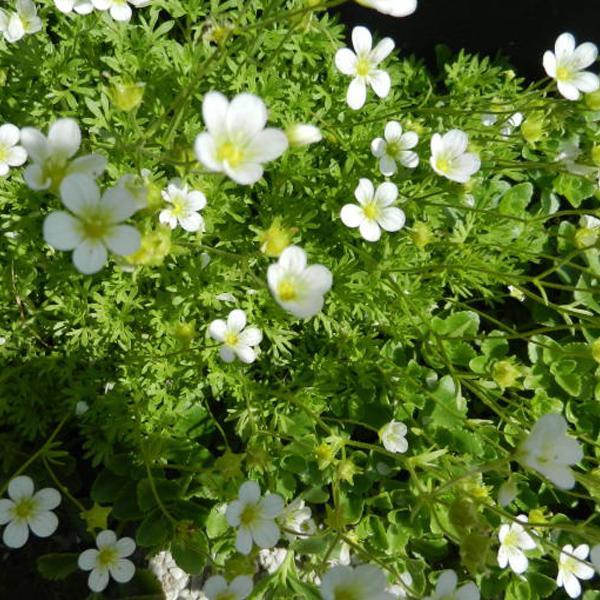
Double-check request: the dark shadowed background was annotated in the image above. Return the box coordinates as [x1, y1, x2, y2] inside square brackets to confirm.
[333, 0, 600, 80]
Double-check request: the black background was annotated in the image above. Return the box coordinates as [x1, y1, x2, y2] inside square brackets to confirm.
[334, 0, 600, 80]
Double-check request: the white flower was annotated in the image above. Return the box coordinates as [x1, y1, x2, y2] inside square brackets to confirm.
[430, 130, 481, 183]
[258, 548, 288, 574]
[371, 121, 419, 175]
[78, 529, 136, 592]
[208, 309, 262, 364]
[43, 173, 141, 274]
[1, 0, 42, 43]
[380, 420, 408, 453]
[215, 292, 236, 304]
[556, 138, 597, 177]
[497, 515, 536, 574]
[320, 564, 395, 600]
[159, 181, 207, 232]
[543, 33, 599, 101]
[91, 0, 150, 22]
[225, 481, 284, 555]
[355, 0, 417, 17]
[341, 179, 405, 242]
[0, 476, 61, 548]
[20, 118, 107, 192]
[481, 113, 497, 127]
[279, 498, 314, 540]
[557, 544, 595, 598]
[424, 570, 479, 600]
[194, 92, 288, 185]
[0, 124, 27, 176]
[116, 174, 148, 210]
[203, 575, 253, 600]
[334, 26, 394, 110]
[286, 124, 322, 147]
[54, 0, 94, 14]
[517, 413, 583, 489]
[387, 572, 413, 599]
[75, 401, 89, 415]
[267, 245, 332, 319]
[497, 478, 518, 506]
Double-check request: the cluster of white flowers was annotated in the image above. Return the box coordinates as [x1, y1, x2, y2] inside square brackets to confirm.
[54, 0, 150, 21]
[0, 0, 41, 43]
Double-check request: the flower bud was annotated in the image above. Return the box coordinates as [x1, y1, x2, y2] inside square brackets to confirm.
[591, 339, 600, 364]
[174, 321, 195, 345]
[575, 227, 599, 249]
[592, 146, 600, 167]
[522, 114, 544, 145]
[497, 479, 518, 507]
[286, 124, 322, 147]
[585, 90, 600, 111]
[258, 219, 295, 257]
[410, 222, 433, 249]
[492, 360, 522, 389]
[126, 229, 172, 267]
[110, 81, 145, 112]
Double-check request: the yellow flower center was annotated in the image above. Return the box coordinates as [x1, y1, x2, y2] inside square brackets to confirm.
[556, 66, 572, 81]
[170, 196, 187, 217]
[97, 546, 119, 568]
[334, 587, 359, 600]
[224, 332, 239, 347]
[355, 56, 371, 78]
[81, 217, 110, 240]
[215, 593, 236, 600]
[217, 142, 245, 167]
[362, 201, 380, 221]
[436, 157, 451, 174]
[12, 497, 36, 521]
[0, 144, 8, 162]
[503, 529, 519, 548]
[240, 504, 259, 527]
[386, 141, 400, 157]
[277, 280, 298, 301]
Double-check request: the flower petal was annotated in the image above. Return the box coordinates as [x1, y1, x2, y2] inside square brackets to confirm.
[0, 499, 14, 525]
[68, 154, 107, 179]
[557, 80, 580, 101]
[370, 37, 395, 64]
[104, 225, 141, 256]
[229, 575, 253, 600]
[3, 520, 29, 548]
[371, 137, 386, 158]
[226, 93, 268, 142]
[19, 127, 48, 163]
[101, 187, 139, 223]
[340, 204, 365, 228]
[78, 548, 99, 571]
[7, 146, 27, 167]
[179, 212, 204, 233]
[259, 494, 284, 518]
[303, 265, 333, 295]
[60, 174, 101, 216]
[224, 161, 263, 185]
[238, 327, 262, 347]
[368, 70, 391, 98]
[384, 121, 402, 141]
[8, 476, 34, 501]
[72, 240, 108, 275]
[354, 178, 374, 205]
[239, 481, 261, 503]
[43, 211, 83, 252]
[572, 71, 600, 93]
[379, 155, 397, 176]
[194, 132, 222, 172]
[250, 519, 280, 549]
[335, 48, 357, 75]
[236, 527, 253, 555]
[543, 51, 556, 78]
[24, 164, 51, 190]
[48, 118, 81, 159]
[110, 2, 132, 21]
[235, 346, 257, 364]
[347, 78, 367, 110]
[436, 570, 457, 596]
[0, 123, 19, 147]
[573, 42, 598, 70]
[227, 309, 247, 332]
[279, 246, 307, 273]
[375, 181, 398, 206]
[187, 191, 207, 211]
[208, 320, 227, 342]
[109, 558, 135, 583]
[359, 219, 381, 242]
[203, 575, 228, 598]
[246, 128, 288, 163]
[378, 207, 405, 232]
[28, 511, 58, 538]
[88, 568, 110, 592]
[34, 488, 61, 511]
[203, 91, 229, 137]
[352, 26, 372, 55]
[96, 530, 117, 547]
[219, 346, 236, 362]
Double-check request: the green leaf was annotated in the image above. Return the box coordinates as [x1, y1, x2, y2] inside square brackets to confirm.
[37, 553, 79, 581]
[136, 511, 171, 547]
[555, 371, 582, 397]
[553, 173, 596, 207]
[91, 469, 126, 504]
[206, 506, 229, 539]
[171, 531, 208, 575]
[137, 478, 181, 512]
[431, 311, 480, 338]
[499, 182, 533, 215]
